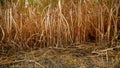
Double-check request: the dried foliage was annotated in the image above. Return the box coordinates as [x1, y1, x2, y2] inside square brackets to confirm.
[0, 0, 120, 52]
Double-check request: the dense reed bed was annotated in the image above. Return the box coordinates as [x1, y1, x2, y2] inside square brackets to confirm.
[0, 0, 120, 51]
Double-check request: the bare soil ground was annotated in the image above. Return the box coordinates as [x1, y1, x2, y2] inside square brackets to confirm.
[0, 43, 120, 68]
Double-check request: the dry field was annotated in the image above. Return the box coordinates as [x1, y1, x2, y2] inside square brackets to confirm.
[0, 0, 120, 68]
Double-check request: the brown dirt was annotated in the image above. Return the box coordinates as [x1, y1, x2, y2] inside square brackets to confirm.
[0, 43, 120, 68]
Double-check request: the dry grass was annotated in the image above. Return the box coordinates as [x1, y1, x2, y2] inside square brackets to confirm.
[1, 0, 120, 47]
[0, 0, 120, 49]
[0, 0, 120, 68]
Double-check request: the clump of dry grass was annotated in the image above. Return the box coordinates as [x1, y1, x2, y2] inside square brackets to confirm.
[0, 0, 120, 52]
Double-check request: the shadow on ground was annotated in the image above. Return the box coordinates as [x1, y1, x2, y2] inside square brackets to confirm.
[0, 43, 120, 68]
